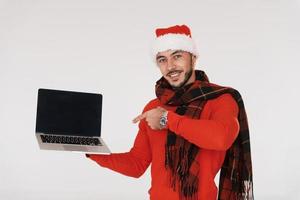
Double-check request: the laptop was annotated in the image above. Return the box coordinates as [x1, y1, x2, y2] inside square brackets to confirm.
[35, 88, 111, 154]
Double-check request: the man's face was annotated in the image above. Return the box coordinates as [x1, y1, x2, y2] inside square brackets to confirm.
[156, 50, 196, 88]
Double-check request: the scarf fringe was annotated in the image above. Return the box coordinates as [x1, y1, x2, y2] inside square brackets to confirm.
[165, 135, 199, 200]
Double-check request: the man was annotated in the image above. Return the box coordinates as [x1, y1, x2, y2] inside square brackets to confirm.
[86, 25, 254, 200]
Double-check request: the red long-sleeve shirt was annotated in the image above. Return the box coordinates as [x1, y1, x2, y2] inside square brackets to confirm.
[88, 93, 239, 200]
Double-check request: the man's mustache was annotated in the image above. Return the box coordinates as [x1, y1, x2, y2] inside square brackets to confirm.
[166, 70, 182, 76]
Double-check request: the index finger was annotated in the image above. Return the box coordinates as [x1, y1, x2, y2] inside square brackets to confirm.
[132, 113, 146, 123]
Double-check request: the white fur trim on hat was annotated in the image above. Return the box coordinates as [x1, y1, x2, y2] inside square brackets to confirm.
[151, 33, 199, 62]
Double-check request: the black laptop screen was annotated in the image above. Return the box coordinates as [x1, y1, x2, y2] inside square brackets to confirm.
[36, 89, 102, 137]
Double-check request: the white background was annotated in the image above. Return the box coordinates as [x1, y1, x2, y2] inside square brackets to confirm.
[1, 0, 299, 199]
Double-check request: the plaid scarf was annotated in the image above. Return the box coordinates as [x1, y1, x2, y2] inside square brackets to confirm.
[155, 70, 253, 200]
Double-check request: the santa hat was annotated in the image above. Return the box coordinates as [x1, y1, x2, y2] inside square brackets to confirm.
[151, 24, 199, 61]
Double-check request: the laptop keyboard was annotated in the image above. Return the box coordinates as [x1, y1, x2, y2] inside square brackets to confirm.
[40, 135, 102, 146]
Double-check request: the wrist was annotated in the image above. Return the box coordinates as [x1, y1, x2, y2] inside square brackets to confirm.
[159, 110, 168, 129]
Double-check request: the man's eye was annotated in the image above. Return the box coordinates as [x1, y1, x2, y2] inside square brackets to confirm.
[174, 54, 182, 59]
[158, 58, 166, 63]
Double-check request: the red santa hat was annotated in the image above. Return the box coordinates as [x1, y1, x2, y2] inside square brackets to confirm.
[151, 24, 199, 61]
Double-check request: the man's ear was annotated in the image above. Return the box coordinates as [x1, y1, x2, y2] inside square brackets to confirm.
[191, 55, 197, 67]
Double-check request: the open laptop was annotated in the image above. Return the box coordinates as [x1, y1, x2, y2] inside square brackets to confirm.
[35, 88, 111, 154]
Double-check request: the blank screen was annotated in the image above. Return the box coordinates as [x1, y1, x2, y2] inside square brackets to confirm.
[35, 89, 102, 137]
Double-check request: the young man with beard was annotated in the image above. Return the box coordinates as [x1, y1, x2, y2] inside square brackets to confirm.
[86, 25, 254, 200]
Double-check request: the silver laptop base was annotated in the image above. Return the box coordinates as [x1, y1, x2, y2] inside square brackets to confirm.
[36, 134, 111, 154]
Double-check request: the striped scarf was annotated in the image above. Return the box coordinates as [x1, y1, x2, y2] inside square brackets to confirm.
[155, 70, 254, 200]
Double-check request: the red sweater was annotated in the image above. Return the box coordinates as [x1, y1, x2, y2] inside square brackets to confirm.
[88, 93, 239, 200]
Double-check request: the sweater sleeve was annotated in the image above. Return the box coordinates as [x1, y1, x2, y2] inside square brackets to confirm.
[88, 120, 152, 178]
[167, 93, 240, 151]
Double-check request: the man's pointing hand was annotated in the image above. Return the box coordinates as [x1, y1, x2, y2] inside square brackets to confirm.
[132, 107, 167, 130]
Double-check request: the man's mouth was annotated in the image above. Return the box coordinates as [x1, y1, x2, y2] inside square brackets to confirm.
[167, 70, 182, 79]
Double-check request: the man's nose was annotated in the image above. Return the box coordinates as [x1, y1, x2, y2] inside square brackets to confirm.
[167, 59, 175, 71]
